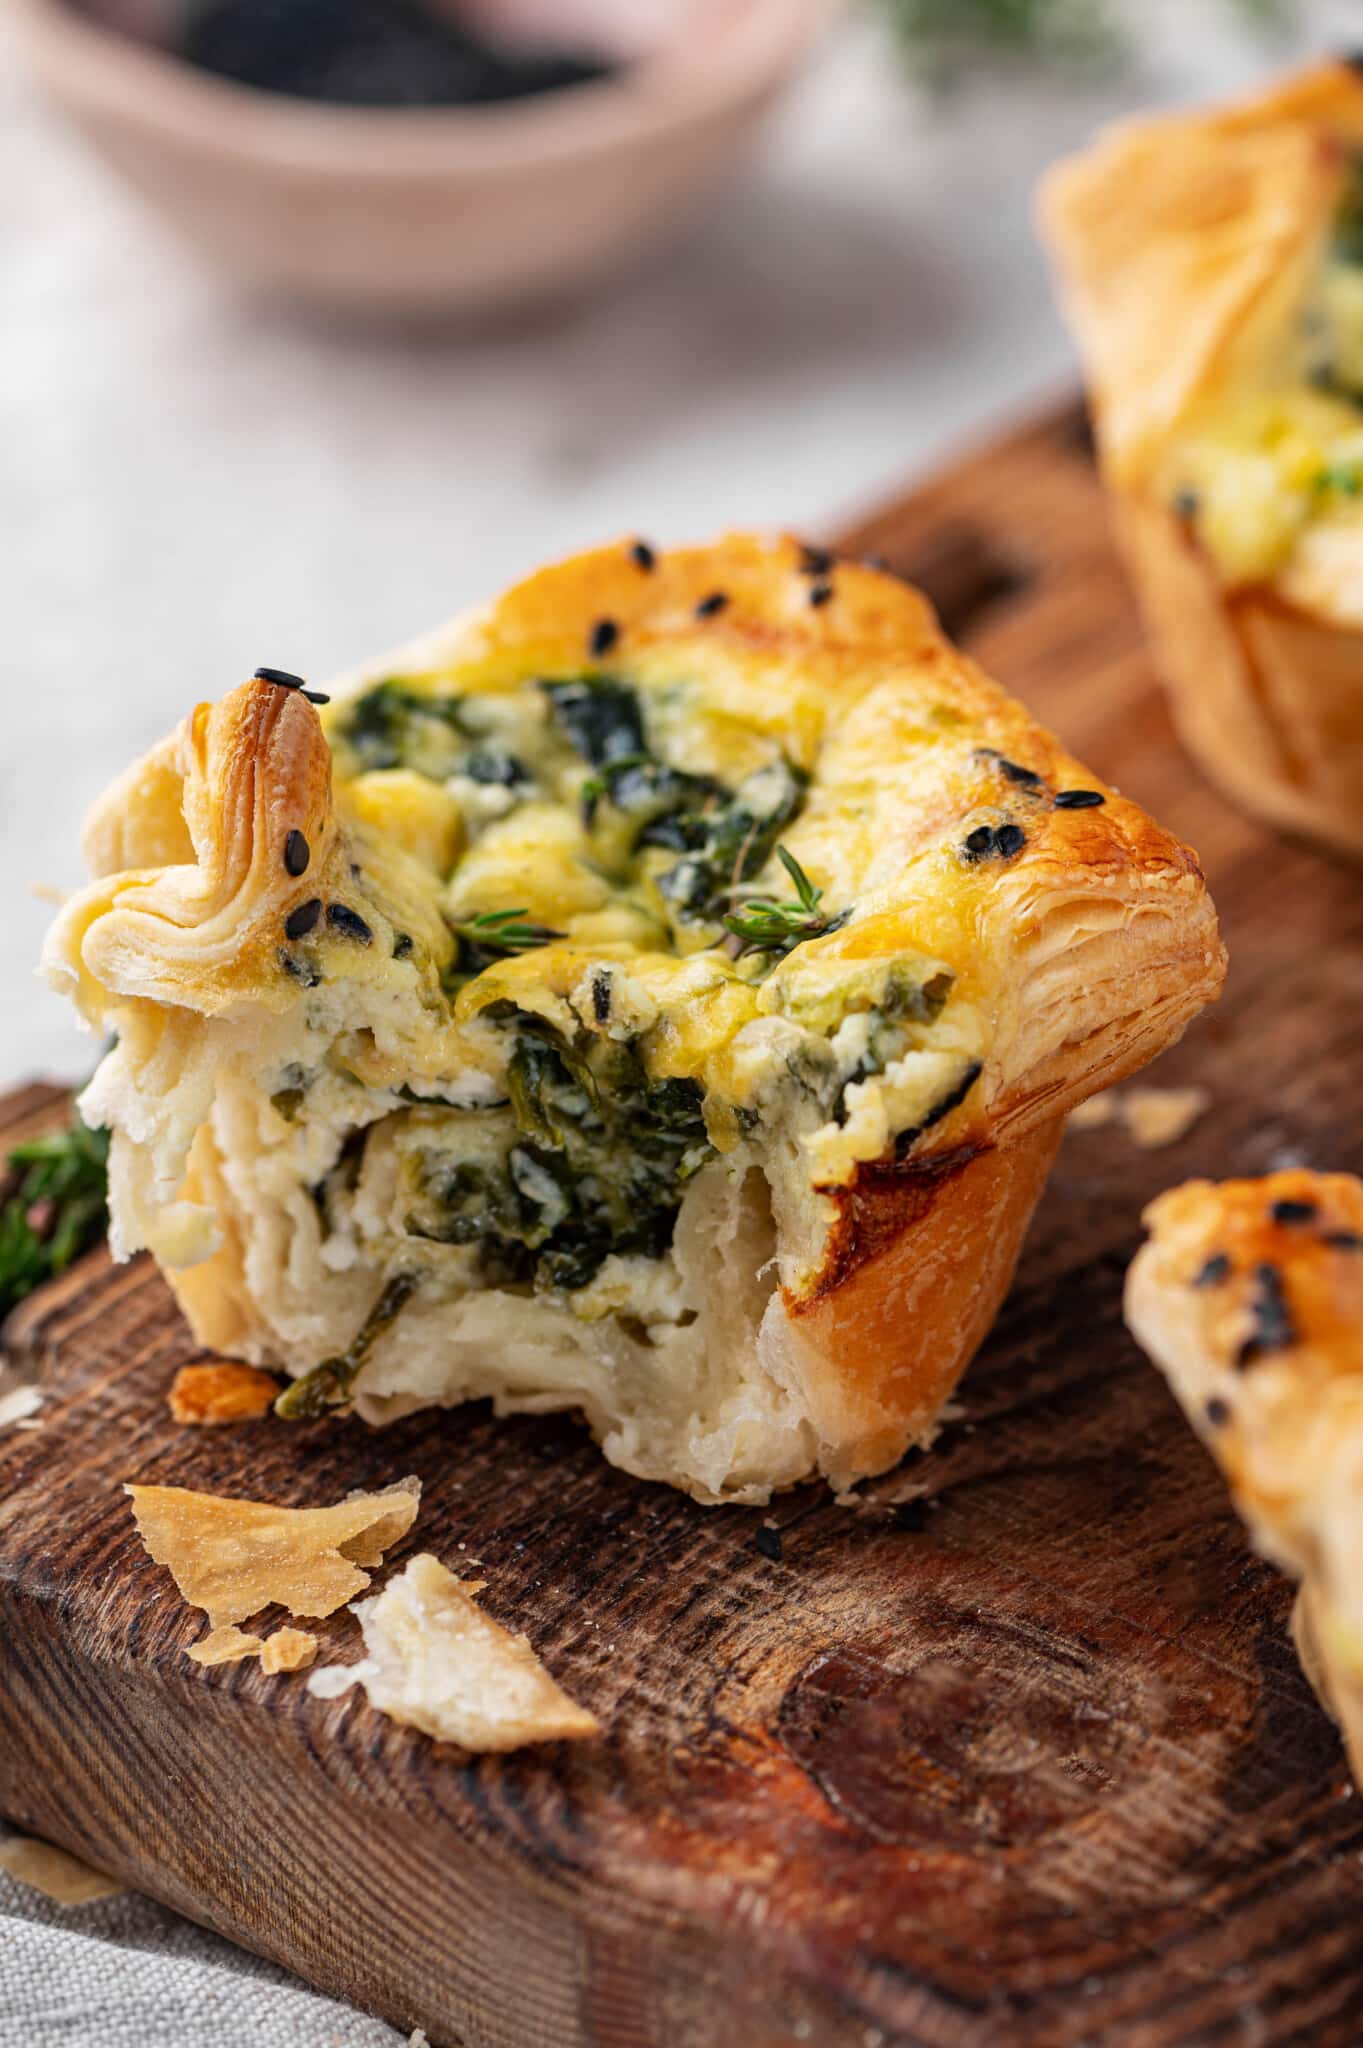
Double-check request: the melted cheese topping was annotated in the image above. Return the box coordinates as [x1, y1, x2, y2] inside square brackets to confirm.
[1164, 164, 1363, 599]
[274, 641, 1009, 1304]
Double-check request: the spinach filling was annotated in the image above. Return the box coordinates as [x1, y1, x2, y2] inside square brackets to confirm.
[540, 675, 646, 765]
[339, 679, 472, 776]
[542, 675, 807, 919]
[463, 749, 530, 788]
[275, 1270, 423, 1420]
[337, 672, 813, 947]
[652, 759, 806, 923]
[338, 679, 537, 789]
[403, 1010, 713, 1292]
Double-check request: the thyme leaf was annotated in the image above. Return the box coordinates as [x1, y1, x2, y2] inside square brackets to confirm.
[449, 908, 564, 957]
[723, 847, 841, 960]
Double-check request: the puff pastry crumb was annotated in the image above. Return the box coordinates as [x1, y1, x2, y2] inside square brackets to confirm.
[168, 1361, 281, 1426]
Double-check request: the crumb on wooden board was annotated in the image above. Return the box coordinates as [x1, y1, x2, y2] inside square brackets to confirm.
[1069, 1084, 1210, 1148]
[168, 1361, 281, 1426]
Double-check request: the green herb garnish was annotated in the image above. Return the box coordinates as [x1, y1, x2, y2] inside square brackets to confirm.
[450, 908, 564, 956]
[275, 1269, 422, 1420]
[723, 847, 842, 961]
[0, 1113, 110, 1321]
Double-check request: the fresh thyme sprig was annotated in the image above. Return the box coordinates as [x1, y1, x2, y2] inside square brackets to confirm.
[0, 1113, 110, 1321]
[450, 908, 564, 956]
[723, 847, 840, 960]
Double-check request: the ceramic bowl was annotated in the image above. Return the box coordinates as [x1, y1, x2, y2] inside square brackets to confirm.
[9, 0, 831, 315]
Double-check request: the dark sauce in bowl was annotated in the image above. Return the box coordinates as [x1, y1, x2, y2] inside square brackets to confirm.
[83, 0, 618, 107]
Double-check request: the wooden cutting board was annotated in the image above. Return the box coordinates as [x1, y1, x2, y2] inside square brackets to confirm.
[5, 401, 1363, 2048]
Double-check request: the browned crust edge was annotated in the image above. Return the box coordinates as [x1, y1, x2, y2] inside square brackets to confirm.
[788, 1119, 1066, 1485]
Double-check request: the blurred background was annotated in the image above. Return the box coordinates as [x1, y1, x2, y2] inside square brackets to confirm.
[1, 0, 1349, 1080]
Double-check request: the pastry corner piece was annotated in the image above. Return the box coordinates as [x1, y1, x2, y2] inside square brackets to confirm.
[1126, 1171, 1363, 1772]
[44, 534, 1224, 1504]
[1040, 60, 1363, 859]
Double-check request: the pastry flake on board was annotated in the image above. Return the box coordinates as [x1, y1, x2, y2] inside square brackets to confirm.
[126, 1475, 421, 1630]
[187, 1624, 265, 1666]
[307, 1552, 598, 1752]
[260, 1626, 319, 1674]
[168, 1361, 281, 1426]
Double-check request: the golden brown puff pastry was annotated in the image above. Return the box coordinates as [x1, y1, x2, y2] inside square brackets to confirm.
[1040, 60, 1363, 860]
[44, 535, 1225, 1504]
[1127, 1171, 1363, 1776]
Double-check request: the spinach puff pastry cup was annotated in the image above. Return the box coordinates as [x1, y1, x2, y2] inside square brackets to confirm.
[1041, 61, 1363, 861]
[45, 535, 1224, 1503]
[1127, 1172, 1363, 1781]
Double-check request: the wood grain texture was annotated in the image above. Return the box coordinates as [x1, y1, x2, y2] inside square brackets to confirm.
[5, 403, 1363, 2048]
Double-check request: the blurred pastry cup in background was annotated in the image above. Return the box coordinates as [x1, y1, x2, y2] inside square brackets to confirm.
[1040, 61, 1363, 863]
[8, 0, 832, 317]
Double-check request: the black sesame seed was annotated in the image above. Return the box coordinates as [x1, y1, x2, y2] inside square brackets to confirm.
[754, 1525, 782, 1563]
[963, 825, 996, 860]
[799, 543, 833, 577]
[997, 759, 1043, 787]
[1324, 1230, 1363, 1250]
[1271, 1197, 1318, 1225]
[326, 903, 373, 945]
[629, 539, 656, 572]
[1173, 488, 1200, 521]
[392, 933, 414, 960]
[283, 898, 322, 940]
[1205, 1396, 1231, 1428]
[589, 617, 619, 658]
[695, 591, 728, 618]
[1054, 789, 1105, 809]
[996, 823, 1027, 858]
[253, 665, 329, 706]
[1193, 1252, 1232, 1289]
[283, 828, 310, 877]
[808, 580, 834, 608]
[591, 971, 612, 1024]
[1237, 1262, 1296, 1368]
